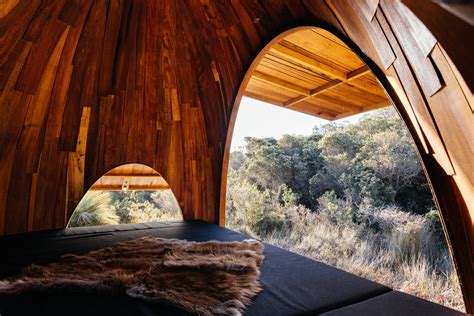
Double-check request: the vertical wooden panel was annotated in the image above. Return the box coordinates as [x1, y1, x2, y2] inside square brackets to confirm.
[379, 1, 442, 96]
[67, 106, 91, 219]
[5, 27, 68, 234]
[402, 0, 474, 93]
[358, 0, 379, 22]
[0, 41, 32, 234]
[0, 0, 19, 18]
[326, 0, 394, 70]
[375, 9, 455, 176]
[429, 45, 474, 217]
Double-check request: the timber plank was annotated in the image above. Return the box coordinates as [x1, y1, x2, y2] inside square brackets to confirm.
[375, 9, 454, 175]
[60, 0, 108, 151]
[0, 0, 19, 19]
[402, 0, 474, 93]
[16, 18, 68, 94]
[380, 1, 442, 96]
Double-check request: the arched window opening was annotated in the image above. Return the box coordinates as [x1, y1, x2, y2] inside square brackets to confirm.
[224, 28, 464, 311]
[68, 164, 183, 228]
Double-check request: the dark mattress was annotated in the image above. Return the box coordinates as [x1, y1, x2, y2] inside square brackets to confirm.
[0, 221, 464, 315]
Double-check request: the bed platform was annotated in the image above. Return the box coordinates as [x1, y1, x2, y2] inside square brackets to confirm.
[0, 221, 464, 315]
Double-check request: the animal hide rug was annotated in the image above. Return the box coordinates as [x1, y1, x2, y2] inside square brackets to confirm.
[0, 237, 265, 315]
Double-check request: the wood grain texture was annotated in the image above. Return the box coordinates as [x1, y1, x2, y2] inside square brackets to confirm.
[0, 0, 473, 311]
[0, 0, 19, 19]
[402, 0, 474, 94]
[246, 29, 390, 118]
[87, 163, 171, 192]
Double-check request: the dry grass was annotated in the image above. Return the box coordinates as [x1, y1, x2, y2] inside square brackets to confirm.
[228, 204, 465, 312]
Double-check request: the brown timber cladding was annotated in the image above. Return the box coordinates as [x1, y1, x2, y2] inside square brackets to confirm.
[0, 0, 472, 311]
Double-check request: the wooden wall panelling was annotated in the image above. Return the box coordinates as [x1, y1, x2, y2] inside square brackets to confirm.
[98, 0, 123, 96]
[421, 152, 474, 313]
[4, 27, 69, 234]
[21, 27, 69, 173]
[84, 95, 112, 189]
[351, 1, 396, 70]
[384, 65, 429, 153]
[229, 0, 262, 52]
[429, 44, 474, 222]
[300, 0, 346, 36]
[26, 173, 38, 231]
[58, 0, 93, 27]
[15, 2, 67, 95]
[31, 138, 67, 231]
[326, 0, 395, 70]
[59, 0, 108, 151]
[0, 0, 19, 19]
[0, 41, 32, 234]
[359, 0, 379, 22]
[53, 152, 69, 228]
[394, 2, 436, 57]
[402, 0, 474, 94]
[0, 0, 41, 58]
[0, 1, 41, 92]
[282, 0, 308, 21]
[0, 39, 28, 92]
[22, 0, 65, 43]
[38, 3, 93, 227]
[377, 7, 473, 307]
[17, 0, 87, 229]
[1, 1, 473, 309]
[379, 1, 443, 96]
[374, 9, 454, 175]
[440, 45, 473, 113]
[67, 106, 91, 220]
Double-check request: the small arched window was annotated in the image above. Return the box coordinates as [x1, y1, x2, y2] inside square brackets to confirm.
[67, 164, 183, 228]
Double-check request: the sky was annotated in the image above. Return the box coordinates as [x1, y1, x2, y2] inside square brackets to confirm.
[230, 96, 368, 150]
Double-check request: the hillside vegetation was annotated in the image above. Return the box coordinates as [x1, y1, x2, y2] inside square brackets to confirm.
[226, 108, 463, 311]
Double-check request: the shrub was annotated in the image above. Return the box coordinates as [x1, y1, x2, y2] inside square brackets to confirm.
[69, 190, 183, 228]
[227, 195, 463, 311]
[68, 192, 120, 227]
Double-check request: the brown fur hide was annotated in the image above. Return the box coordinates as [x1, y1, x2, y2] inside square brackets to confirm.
[0, 237, 265, 315]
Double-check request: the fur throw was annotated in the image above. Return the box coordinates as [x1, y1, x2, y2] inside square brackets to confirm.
[0, 237, 264, 315]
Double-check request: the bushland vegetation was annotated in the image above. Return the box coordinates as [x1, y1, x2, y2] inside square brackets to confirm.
[68, 190, 182, 227]
[226, 108, 463, 311]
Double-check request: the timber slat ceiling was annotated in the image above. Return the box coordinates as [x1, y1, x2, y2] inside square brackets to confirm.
[245, 29, 391, 120]
[89, 164, 170, 191]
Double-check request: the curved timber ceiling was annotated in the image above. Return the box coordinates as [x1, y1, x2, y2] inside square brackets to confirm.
[88, 163, 170, 192]
[245, 28, 390, 120]
[0, 0, 473, 311]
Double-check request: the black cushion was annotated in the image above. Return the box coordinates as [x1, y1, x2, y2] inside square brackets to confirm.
[320, 290, 465, 316]
[0, 221, 463, 315]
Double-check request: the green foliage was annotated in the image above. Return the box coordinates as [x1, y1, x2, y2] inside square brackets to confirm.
[226, 175, 279, 236]
[231, 108, 434, 213]
[229, 151, 245, 171]
[68, 192, 120, 227]
[68, 190, 183, 228]
[226, 108, 463, 311]
[241, 137, 292, 191]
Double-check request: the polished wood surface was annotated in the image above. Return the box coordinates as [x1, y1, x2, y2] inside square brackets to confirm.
[0, 0, 472, 310]
[245, 28, 390, 119]
[88, 163, 170, 191]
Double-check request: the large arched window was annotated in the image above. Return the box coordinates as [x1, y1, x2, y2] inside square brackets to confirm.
[68, 163, 183, 228]
[223, 27, 463, 311]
